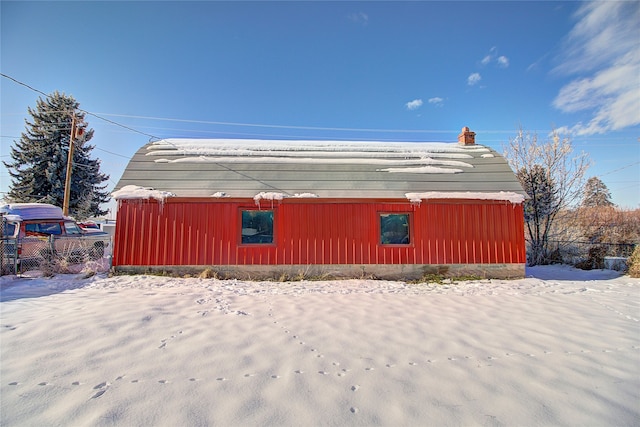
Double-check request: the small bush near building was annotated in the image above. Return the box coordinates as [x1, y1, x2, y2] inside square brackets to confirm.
[575, 245, 608, 270]
[628, 246, 640, 278]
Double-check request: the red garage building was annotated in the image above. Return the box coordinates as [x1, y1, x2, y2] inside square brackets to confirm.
[111, 127, 526, 279]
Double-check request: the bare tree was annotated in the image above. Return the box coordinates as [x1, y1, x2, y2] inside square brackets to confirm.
[504, 127, 590, 265]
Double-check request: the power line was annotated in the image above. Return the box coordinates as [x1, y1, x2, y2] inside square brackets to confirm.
[92, 112, 459, 134]
[2, 137, 130, 160]
[82, 111, 159, 140]
[97, 112, 599, 137]
[3, 73, 639, 184]
[1, 73, 50, 99]
[4, 73, 638, 149]
[598, 161, 640, 177]
[94, 147, 132, 159]
[3, 72, 455, 138]
[1, 73, 160, 141]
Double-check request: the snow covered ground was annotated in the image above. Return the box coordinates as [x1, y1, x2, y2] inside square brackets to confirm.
[1, 265, 638, 426]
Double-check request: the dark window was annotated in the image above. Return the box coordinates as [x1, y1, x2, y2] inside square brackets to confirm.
[64, 221, 83, 235]
[2, 221, 16, 238]
[25, 222, 62, 236]
[380, 213, 410, 245]
[241, 210, 274, 244]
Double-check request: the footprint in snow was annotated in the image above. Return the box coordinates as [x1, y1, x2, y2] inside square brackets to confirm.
[91, 381, 110, 399]
[91, 389, 107, 399]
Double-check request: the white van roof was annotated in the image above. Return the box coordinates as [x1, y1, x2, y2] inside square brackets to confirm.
[0, 203, 66, 221]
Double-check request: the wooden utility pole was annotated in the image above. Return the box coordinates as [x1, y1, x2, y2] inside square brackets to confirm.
[63, 114, 82, 216]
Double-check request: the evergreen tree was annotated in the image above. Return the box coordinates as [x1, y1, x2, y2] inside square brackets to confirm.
[581, 177, 614, 207]
[578, 177, 616, 247]
[516, 165, 560, 265]
[3, 92, 110, 219]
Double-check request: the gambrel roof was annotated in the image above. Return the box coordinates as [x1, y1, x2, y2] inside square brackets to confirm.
[114, 138, 526, 201]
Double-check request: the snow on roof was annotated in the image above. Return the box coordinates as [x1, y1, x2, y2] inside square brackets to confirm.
[146, 139, 489, 156]
[253, 192, 320, 204]
[0, 203, 65, 220]
[155, 155, 473, 168]
[114, 138, 526, 200]
[406, 191, 525, 204]
[253, 192, 287, 203]
[147, 139, 486, 174]
[111, 185, 176, 201]
[379, 166, 464, 174]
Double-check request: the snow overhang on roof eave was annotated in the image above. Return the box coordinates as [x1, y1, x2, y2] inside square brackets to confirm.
[405, 191, 526, 204]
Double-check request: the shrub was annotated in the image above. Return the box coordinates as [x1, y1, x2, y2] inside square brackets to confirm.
[628, 245, 640, 278]
[575, 245, 607, 270]
[198, 268, 220, 279]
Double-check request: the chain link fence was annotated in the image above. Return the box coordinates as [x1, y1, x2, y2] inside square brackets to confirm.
[1, 234, 112, 276]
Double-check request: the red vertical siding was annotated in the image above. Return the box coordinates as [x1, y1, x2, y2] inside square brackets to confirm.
[112, 198, 526, 267]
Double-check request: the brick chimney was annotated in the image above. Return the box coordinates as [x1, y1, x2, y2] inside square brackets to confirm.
[458, 126, 476, 145]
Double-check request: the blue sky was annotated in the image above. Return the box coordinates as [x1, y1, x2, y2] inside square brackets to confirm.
[2, 1, 639, 213]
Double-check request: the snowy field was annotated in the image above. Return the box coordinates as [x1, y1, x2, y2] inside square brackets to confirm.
[1, 265, 638, 426]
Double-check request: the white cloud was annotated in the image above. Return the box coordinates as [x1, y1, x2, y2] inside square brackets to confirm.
[348, 12, 369, 25]
[467, 73, 482, 86]
[405, 99, 423, 110]
[497, 56, 509, 68]
[553, 2, 640, 135]
[479, 47, 508, 68]
[428, 97, 444, 106]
